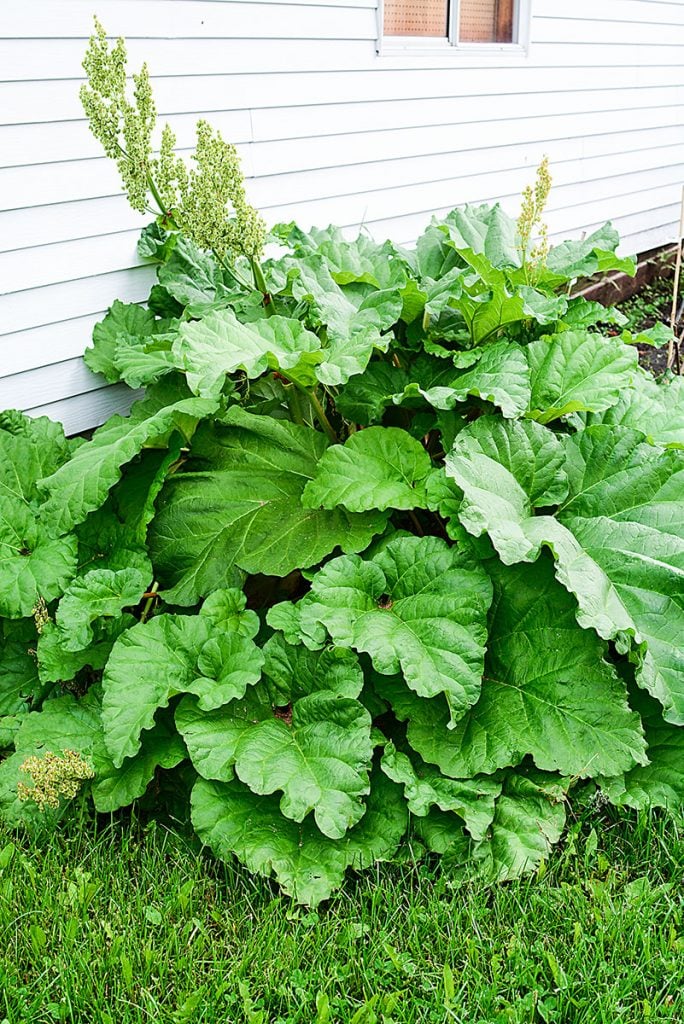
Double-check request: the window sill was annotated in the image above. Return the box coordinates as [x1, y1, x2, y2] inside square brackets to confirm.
[377, 38, 529, 61]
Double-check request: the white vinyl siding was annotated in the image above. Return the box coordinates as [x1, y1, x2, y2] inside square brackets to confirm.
[1, 0, 683, 433]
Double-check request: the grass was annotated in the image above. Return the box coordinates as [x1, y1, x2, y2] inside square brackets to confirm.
[0, 806, 682, 1024]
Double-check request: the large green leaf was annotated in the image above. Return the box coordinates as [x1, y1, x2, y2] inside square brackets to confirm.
[39, 383, 217, 535]
[84, 300, 158, 383]
[191, 769, 407, 905]
[55, 568, 148, 652]
[174, 310, 322, 398]
[175, 690, 272, 782]
[0, 497, 78, 618]
[381, 742, 501, 841]
[284, 255, 400, 385]
[302, 427, 433, 513]
[447, 421, 684, 725]
[102, 602, 264, 765]
[297, 535, 492, 722]
[191, 632, 265, 710]
[541, 223, 636, 288]
[232, 691, 373, 838]
[599, 693, 684, 819]
[149, 407, 387, 605]
[387, 559, 648, 779]
[415, 771, 567, 882]
[262, 634, 364, 702]
[0, 412, 71, 504]
[101, 614, 211, 765]
[527, 331, 638, 423]
[0, 619, 39, 715]
[591, 370, 684, 449]
[157, 236, 237, 313]
[415, 341, 531, 419]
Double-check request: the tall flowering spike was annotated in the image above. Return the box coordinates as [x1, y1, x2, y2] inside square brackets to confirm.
[81, 20, 265, 258]
[517, 156, 552, 283]
[80, 18, 155, 212]
[167, 120, 266, 259]
[17, 750, 95, 812]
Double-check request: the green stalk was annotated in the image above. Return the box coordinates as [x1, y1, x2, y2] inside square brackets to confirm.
[307, 387, 337, 444]
[251, 256, 274, 315]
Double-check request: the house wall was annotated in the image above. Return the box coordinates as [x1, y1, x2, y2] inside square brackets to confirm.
[1, 0, 683, 434]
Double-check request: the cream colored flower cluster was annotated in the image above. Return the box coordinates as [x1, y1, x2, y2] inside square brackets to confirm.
[80, 20, 265, 259]
[80, 19, 155, 213]
[153, 120, 266, 260]
[17, 750, 95, 812]
[517, 156, 552, 282]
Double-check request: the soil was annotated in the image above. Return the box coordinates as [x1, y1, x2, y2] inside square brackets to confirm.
[614, 270, 682, 377]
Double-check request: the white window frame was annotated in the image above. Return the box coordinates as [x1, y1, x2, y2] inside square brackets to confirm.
[376, 0, 532, 59]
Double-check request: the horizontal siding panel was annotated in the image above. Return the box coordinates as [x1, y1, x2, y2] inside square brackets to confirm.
[5, 133, 683, 253]
[4, 1, 376, 39]
[0, 357, 103, 410]
[5, 64, 684, 126]
[0, 267, 155, 336]
[532, 17, 684, 46]
[4, 73, 682, 166]
[4, 105, 680, 216]
[25, 384, 143, 436]
[534, 0, 684, 25]
[1, 315, 103, 377]
[3, 38, 682, 86]
[5, 160, 684, 295]
[249, 106, 684, 175]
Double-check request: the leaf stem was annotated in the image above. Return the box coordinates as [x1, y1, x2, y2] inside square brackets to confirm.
[140, 581, 159, 623]
[307, 387, 337, 444]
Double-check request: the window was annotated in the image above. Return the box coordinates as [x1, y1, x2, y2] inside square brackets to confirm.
[383, 0, 520, 46]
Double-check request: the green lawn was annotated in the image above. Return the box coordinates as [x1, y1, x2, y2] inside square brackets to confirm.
[0, 807, 682, 1024]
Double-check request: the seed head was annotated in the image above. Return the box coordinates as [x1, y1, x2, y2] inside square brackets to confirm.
[17, 749, 95, 811]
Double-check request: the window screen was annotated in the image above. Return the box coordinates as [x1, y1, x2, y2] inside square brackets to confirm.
[384, 0, 448, 37]
[384, 0, 515, 43]
[459, 0, 514, 42]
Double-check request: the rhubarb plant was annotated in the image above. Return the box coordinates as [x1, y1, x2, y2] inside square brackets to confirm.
[0, 28, 682, 905]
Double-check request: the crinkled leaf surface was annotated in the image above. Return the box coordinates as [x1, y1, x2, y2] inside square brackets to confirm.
[191, 769, 407, 905]
[150, 407, 387, 605]
[262, 634, 364, 703]
[55, 568, 148, 652]
[447, 422, 684, 725]
[175, 690, 272, 782]
[387, 559, 647, 779]
[102, 613, 211, 765]
[599, 693, 684, 819]
[232, 692, 373, 838]
[85, 300, 158, 383]
[0, 496, 78, 618]
[200, 588, 260, 639]
[298, 535, 492, 721]
[418, 341, 530, 419]
[381, 743, 500, 841]
[0, 413, 71, 504]
[189, 632, 265, 711]
[473, 772, 567, 882]
[591, 370, 684, 449]
[174, 310, 322, 398]
[527, 331, 637, 423]
[0, 619, 39, 715]
[39, 384, 217, 535]
[302, 427, 433, 513]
